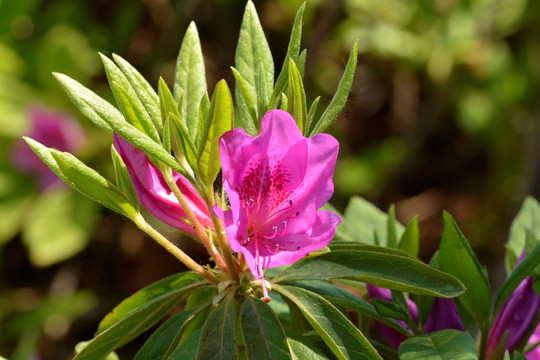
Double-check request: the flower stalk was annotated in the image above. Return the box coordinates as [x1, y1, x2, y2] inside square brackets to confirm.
[132, 213, 218, 284]
[160, 166, 229, 273]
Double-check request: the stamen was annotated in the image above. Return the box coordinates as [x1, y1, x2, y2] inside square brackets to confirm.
[254, 230, 271, 303]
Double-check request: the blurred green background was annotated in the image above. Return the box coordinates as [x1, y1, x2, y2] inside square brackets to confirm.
[1, 0, 539, 358]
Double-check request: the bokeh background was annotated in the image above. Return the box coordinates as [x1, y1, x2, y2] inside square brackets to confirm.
[1, 0, 539, 358]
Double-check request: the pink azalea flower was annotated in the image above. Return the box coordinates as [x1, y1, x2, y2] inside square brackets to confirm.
[114, 134, 212, 237]
[487, 252, 540, 358]
[214, 110, 341, 302]
[13, 106, 84, 189]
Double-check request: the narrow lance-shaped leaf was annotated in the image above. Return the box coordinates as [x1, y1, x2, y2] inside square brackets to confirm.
[158, 78, 189, 166]
[399, 216, 420, 258]
[494, 237, 540, 314]
[110, 145, 139, 209]
[134, 303, 210, 360]
[305, 96, 320, 135]
[439, 211, 491, 321]
[387, 204, 398, 248]
[270, 3, 305, 107]
[53, 73, 117, 132]
[290, 280, 410, 335]
[231, 67, 258, 134]
[240, 296, 292, 360]
[51, 150, 136, 218]
[286, 58, 307, 133]
[274, 250, 465, 298]
[398, 329, 477, 360]
[169, 112, 199, 175]
[196, 92, 211, 149]
[56, 73, 187, 178]
[25, 138, 134, 218]
[274, 284, 382, 360]
[235, 1, 274, 123]
[101, 54, 160, 142]
[112, 53, 162, 134]
[309, 41, 358, 136]
[174, 22, 207, 139]
[195, 292, 237, 360]
[198, 79, 233, 186]
[507, 196, 540, 270]
[76, 273, 205, 360]
[98, 273, 204, 333]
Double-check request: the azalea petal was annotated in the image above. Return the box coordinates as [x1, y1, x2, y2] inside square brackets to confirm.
[114, 134, 211, 235]
[218, 109, 341, 280]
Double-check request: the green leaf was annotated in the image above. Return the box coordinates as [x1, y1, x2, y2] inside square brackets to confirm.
[398, 329, 477, 360]
[169, 112, 199, 174]
[195, 292, 237, 360]
[439, 211, 491, 321]
[309, 41, 358, 136]
[110, 146, 138, 208]
[50, 150, 135, 217]
[270, 3, 305, 107]
[76, 273, 205, 360]
[54, 72, 118, 132]
[289, 280, 409, 335]
[198, 79, 233, 186]
[231, 67, 258, 135]
[286, 59, 307, 133]
[329, 242, 413, 257]
[101, 54, 160, 142]
[23, 188, 98, 267]
[98, 273, 203, 333]
[287, 336, 327, 360]
[305, 96, 320, 135]
[240, 296, 292, 360]
[387, 204, 398, 248]
[112, 53, 162, 134]
[371, 298, 410, 321]
[507, 196, 540, 270]
[274, 284, 381, 360]
[336, 196, 404, 246]
[174, 22, 207, 139]
[23, 137, 78, 189]
[158, 77, 197, 172]
[274, 250, 465, 298]
[399, 216, 420, 257]
[24, 140, 134, 218]
[235, 1, 274, 122]
[134, 305, 209, 360]
[494, 239, 540, 314]
[169, 328, 202, 360]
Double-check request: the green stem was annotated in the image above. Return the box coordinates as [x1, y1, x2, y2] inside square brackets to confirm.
[161, 167, 229, 272]
[478, 319, 489, 360]
[133, 213, 218, 284]
[206, 189, 239, 282]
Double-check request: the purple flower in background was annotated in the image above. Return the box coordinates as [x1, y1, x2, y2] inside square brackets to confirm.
[13, 106, 84, 189]
[366, 284, 419, 350]
[114, 134, 213, 237]
[487, 252, 540, 358]
[214, 110, 341, 302]
[424, 297, 465, 333]
[367, 285, 464, 350]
